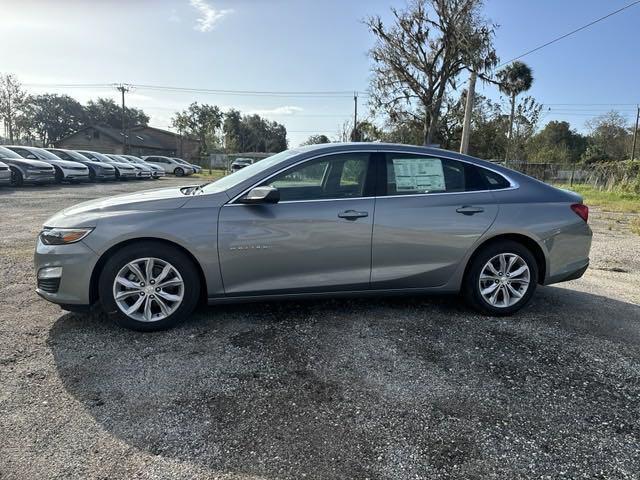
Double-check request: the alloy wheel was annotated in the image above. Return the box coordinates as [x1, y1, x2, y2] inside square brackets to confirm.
[478, 253, 530, 308]
[112, 257, 184, 322]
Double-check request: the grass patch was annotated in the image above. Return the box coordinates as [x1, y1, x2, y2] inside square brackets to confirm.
[631, 218, 640, 236]
[554, 184, 640, 213]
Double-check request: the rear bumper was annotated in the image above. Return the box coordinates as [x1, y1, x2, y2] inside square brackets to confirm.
[545, 260, 589, 285]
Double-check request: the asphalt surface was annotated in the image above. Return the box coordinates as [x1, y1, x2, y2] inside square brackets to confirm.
[1, 179, 639, 479]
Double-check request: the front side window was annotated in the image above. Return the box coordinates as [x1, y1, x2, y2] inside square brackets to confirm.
[385, 154, 486, 195]
[10, 147, 37, 160]
[263, 153, 371, 202]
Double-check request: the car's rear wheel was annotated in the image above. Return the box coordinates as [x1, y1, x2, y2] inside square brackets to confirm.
[174, 167, 184, 177]
[9, 168, 23, 187]
[463, 240, 538, 316]
[98, 242, 201, 331]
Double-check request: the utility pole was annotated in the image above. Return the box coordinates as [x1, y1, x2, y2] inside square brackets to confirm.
[459, 71, 477, 155]
[632, 105, 639, 161]
[352, 91, 358, 142]
[115, 84, 130, 154]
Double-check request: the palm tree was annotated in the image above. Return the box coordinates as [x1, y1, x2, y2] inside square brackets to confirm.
[497, 61, 533, 161]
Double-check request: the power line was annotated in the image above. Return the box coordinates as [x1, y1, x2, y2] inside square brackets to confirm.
[497, 0, 640, 68]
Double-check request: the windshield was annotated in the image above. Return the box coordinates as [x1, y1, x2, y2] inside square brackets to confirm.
[0, 146, 24, 159]
[173, 158, 189, 165]
[64, 150, 90, 161]
[34, 148, 63, 160]
[201, 149, 299, 194]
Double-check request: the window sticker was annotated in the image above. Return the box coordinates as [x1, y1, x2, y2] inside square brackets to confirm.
[392, 158, 445, 193]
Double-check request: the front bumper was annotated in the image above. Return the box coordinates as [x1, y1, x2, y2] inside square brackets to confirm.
[0, 170, 11, 185]
[96, 170, 117, 180]
[118, 170, 138, 179]
[136, 171, 152, 179]
[65, 173, 91, 182]
[151, 170, 165, 178]
[34, 238, 98, 306]
[24, 171, 55, 183]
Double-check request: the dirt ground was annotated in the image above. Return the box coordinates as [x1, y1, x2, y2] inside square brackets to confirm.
[1, 179, 639, 480]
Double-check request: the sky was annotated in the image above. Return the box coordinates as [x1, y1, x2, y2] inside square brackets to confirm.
[1, 0, 639, 147]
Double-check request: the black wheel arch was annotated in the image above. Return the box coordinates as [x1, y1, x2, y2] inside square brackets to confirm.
[89, 237, 208, 306]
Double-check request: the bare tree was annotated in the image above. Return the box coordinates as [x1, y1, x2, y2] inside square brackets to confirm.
[0, 74, 27, 143]
[366, 0, 497, 145]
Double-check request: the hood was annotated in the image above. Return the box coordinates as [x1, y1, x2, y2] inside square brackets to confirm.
[112, 162, 136, 170]
[43, 158, 87, 168]
[44, 187, 192, 227]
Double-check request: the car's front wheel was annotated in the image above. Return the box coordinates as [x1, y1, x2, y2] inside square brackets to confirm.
[174, 167, 184, 177]
[98, 242, 201, 331]
[463, 240, 538, 316]
[9, 168, 23, 187]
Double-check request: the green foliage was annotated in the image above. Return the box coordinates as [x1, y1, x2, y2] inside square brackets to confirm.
[172, 102, 223, 155]
[497, 61, 533, 98]
[526, 121, 586, 163]
[19, 94, 86, 146]
[222, 109, 287, 153]
[301, 134, 331, 146]
[84, 97, 149, 129]
[584, 160, 640, 194]
[583, 111, 631, 162]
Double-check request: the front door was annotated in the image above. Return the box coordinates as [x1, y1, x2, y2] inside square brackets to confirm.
[371, 152, 499, 288]
[218, 152, 376, 295]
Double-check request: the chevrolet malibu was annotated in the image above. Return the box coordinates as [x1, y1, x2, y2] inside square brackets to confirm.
[35, 143, 592, 331]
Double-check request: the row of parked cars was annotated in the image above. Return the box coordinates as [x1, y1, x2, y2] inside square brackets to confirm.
[0, 145, 202, 187]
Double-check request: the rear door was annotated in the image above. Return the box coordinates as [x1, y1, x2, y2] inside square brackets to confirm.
[371, 152, 498, 288]
[218, 152, 376, 295]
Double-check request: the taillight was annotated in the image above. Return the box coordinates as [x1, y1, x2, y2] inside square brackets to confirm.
[571, 203, 589, 222]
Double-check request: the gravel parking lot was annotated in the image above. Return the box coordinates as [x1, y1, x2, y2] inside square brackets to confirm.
[1, 179, 639, 479]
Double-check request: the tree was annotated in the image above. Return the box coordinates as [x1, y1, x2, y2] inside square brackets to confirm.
[222, 110, 288, 153]
[172, 102, 223, 156]
[583, 111, 631, 162]
[0, 74, 27, 143]
[497, 61, 533, 160]
[526, 121, 587, 164]
[366, 0, 497, 145]
[301, 134, 331, 146]
[84, 98, 149, 130]
[21, 94, 86, 146]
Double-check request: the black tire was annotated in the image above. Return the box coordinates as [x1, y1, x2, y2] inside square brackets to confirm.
[463, 240, 538, 316]
[9, 167, 23, 187]
[114, 169, 121, 180]
[88, 168, 96, 182]
[54, 167, 64, 183]
[174, 167, 184, 177]
[98, 242, 201, 331]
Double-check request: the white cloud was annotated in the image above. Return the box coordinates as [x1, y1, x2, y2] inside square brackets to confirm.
[250, 106, 304, 116]
[189, 0, 232, 32]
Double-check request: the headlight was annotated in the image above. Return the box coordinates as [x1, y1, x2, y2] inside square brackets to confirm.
[40, 227, 93, 245]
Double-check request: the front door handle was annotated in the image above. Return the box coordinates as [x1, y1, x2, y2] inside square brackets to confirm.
[456, 206, 484, 215]
[338, 210, 369, 220]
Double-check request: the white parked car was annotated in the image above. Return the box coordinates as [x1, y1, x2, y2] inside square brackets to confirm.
[142, 155, 194, 176]
[76, 150, 137, 180]
[0, 160, 11, 186]
[106, 154, 152, 179]
[6, 145, 90, 183]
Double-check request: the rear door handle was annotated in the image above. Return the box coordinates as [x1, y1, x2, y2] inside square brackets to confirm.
[456, 206, 484, 215]
[338, 210, 369, 220]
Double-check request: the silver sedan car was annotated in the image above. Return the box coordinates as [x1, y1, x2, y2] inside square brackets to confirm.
[35, 143, 592, 331]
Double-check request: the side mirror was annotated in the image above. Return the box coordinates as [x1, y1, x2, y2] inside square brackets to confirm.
[239, 186, 280, 204]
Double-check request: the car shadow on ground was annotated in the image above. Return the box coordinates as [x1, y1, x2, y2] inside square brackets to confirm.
[47, 287, 640, 479]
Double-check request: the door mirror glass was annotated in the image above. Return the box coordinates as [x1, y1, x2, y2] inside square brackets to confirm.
[239, 186, 280, 204]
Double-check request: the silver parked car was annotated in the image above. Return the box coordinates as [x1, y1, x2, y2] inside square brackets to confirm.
[120, 154, 165, 179]
[106, 154, 153, 179]
[76, 150, 137, 180]
[6, 145, 90, 183]
[142, 155, 194, 176]
[0, 146, 56, 186]
[35, 143, 592, 331]
[0, 160, 11, 186]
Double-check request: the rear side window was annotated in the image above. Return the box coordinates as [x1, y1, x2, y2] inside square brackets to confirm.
[384, 154, 486, 195]
[479, 168, 512, 190]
